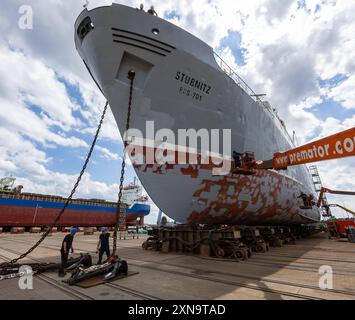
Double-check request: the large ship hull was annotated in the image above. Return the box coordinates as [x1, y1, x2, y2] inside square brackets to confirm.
[75, 4, 321, 225]
[0, 196, 150, 228]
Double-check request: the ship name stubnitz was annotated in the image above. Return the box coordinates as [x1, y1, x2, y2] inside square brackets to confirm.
[175, 71, 212, 101]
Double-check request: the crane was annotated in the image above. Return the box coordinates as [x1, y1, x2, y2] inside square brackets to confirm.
[317, 188, 355, 208]
[0, 177, 16, 191]
[328, 204, 355, 217]
[235, 127, 355, 172]
[230, 127, 355, 214]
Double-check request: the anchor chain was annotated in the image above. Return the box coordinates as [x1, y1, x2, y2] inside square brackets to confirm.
[0, 270, 31, 282]
[0, 101, 109, 269]
[112, 70, 136, 256]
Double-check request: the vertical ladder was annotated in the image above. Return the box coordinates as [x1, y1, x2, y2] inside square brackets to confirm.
[156, 210, 163, 226]
[119, 209, 127, 232]
[118, 209, 128, 240]
[309, 166, 331, 217]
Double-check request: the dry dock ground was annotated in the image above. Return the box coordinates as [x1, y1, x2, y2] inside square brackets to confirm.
[0, 232, 355, 300]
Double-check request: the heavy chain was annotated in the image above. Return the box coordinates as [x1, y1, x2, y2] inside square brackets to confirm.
[0, 102, 109, 269]
[112, 70, 136, 256]
[0, 271, 29, 281]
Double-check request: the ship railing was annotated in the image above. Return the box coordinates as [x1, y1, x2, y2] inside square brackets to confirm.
[213, 52, 263, 102]
[213, 52, 273, 112]
[213, 51, 296, 145]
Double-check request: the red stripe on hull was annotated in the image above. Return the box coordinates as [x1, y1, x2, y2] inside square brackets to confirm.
[0, 206, 145, 227]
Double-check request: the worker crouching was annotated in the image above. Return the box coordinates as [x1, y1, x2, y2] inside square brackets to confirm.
[97, 227, 111, 264]
[58, 227, 77, 277]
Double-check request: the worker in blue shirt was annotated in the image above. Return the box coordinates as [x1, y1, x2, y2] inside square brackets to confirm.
[97, 227, 111, 264]
[58, 227, 77, 277]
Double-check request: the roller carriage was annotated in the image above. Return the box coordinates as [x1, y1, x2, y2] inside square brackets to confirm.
[142, 225, 313, 262]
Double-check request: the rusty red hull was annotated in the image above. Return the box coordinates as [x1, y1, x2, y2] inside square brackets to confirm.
[0, 193, 150, 227]
[134, 163, 321, 225]
[0, 205, 145, 227]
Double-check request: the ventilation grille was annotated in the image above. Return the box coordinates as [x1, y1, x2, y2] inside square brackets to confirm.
[112, 28, 176, 57]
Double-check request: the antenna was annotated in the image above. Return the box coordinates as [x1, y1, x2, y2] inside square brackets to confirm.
[250, 93, 267, 98]
[83, 0, 89, 8]
[0, 177, 16, 191]
[292, 131, 299, 146]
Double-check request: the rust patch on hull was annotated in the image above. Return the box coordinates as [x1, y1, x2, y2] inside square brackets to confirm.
[132, 147, 320, 225]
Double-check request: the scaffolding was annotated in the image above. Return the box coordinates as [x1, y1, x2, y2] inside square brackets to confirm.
[309, 166, 331, 217]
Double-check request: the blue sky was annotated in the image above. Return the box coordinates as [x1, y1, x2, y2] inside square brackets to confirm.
[0, 0, 354, 221]
[217, 30, 246, 66]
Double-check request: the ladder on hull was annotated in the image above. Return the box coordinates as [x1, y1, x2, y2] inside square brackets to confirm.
[309, 166, 331, 217]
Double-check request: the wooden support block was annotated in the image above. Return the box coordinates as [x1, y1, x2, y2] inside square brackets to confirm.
[200, 244, 211, 257]
[273, 239, 284, 247]
[170, 230, 176, 252]
[177, 231, 183, 252]
[194, 231, 201, 254]
[161, 241, 170, 253]
[186, 231, 194, 253]
[84, 227, 95, 235]
[11, 227, 25, 234]
[30, 227, 41, 234]
[0, 227, 3, 234]
[233, 230, 241, 239]
[211, 232, 220, 241]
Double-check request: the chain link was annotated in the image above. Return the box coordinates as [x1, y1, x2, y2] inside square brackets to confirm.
[0, 272, 25, 281]
[0, 270, 36, 281]
[112, 70, 136, 256]
[0, 102, 109, 269]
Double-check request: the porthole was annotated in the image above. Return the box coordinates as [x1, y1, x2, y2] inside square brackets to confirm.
[152, 28, 159, 35]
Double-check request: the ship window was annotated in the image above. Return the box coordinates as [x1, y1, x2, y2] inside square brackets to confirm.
[77, 16, 94, 42]
[152, 28, 159, 35]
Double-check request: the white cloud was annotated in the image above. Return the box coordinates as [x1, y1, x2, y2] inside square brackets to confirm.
[0, 44, 89, 149]
[15, 172, 119, 201]
[0, 46, 77, 127]
[317, 158, 355, 219]
[96, 145, 121, 161]
[285, 104, 321, 144]
[0, 126, 50, 178]
[328, 75, 355, 109]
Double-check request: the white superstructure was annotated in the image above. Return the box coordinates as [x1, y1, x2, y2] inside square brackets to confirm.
[122, 181, 149, 207]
